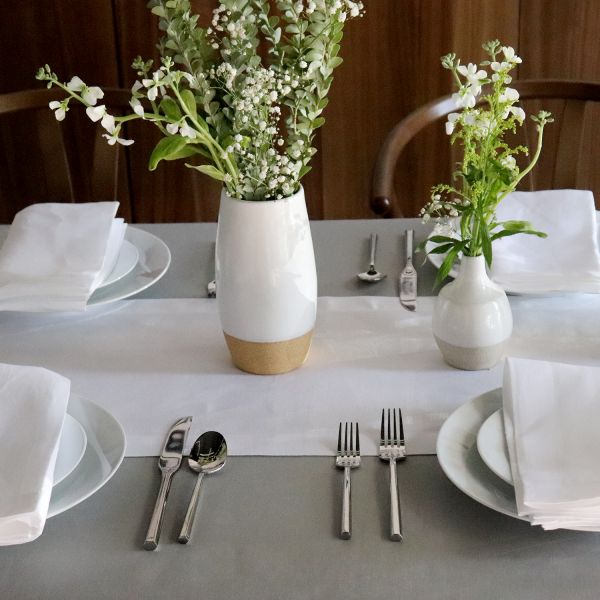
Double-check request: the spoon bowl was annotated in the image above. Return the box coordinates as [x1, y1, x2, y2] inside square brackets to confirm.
[178, 431, 227, 544]
[357, 233, 387, 283]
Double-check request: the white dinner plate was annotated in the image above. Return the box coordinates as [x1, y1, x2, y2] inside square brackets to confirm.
[53, 414, 87, 486]
[96, 240, 139, 290]
[476, 409, 513, 485]
[437, 390, 598, 531]
[436, 388, 526, 521]
[87, 227, 171, 306]
[48, 395, 126, 518]
[426, 211, 600, 292]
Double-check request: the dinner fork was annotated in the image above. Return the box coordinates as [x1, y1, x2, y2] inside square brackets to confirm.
[379, 409, 406, 541]
[335, 422, 361, 540]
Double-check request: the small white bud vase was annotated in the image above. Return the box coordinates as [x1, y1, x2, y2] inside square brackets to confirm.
[432, 254, 512, 370]
[216, 186, 317, 375]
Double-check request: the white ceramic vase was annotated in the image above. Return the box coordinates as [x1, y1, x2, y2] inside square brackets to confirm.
[432, 255, 512, 370]
[215, 186, 317, 375]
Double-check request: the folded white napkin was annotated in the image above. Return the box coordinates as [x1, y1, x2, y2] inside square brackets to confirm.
[0, 362, 71, 545]
[503, 356, 600, 530]
[492, 190, 600, 293]
[0, 202, 126, 312]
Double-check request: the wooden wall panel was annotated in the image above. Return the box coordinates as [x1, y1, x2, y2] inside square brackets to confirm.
[0, 1, 599, 222]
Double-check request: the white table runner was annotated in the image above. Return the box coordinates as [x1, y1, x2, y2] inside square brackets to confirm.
[0, 295, 598, 456]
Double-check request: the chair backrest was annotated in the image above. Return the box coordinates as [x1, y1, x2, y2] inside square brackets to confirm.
[0, 88, 133, 223]
[370, 80, 600, 218]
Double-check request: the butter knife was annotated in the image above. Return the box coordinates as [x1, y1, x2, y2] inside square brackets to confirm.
[399, 229, 417, 311]
[144, 416, 192, 550]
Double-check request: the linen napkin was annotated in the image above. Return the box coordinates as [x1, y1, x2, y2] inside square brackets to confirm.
[0, 362, 71, 545]
[503, 356, 600, 530]
[0, 202, 126, 312]
[491, 190, 600, 293]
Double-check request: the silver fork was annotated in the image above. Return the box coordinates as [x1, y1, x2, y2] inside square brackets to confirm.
[379, 409, 406, 541]
[335, 422, 361, 540]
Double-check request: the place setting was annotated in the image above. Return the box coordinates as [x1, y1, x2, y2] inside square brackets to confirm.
[0, 201, 171, 312]
[0, 362, 125, 546]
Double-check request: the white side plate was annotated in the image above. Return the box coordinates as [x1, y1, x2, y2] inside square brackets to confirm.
[476, 409, 513, 485]
[96, 240, 139, 290]
[48, 395, 126, 518]
[87, 227, 171, 306]
[53, 414, 87, 486]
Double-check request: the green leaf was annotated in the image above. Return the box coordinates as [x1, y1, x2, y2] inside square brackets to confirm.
[427, 235, 457, 244]
[180, 89, 197, 119]
[186, 163, 225, 181]
[481, 226, 492, 267]
[436, 246, 461, 286]
[148, 135, 188, 171]
[428, 242, 456, 255]
[159, 97, 181, 121]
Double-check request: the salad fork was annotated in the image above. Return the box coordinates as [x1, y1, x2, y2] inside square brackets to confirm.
[379, 409, 405, 541]
[336, 422, 361, 540]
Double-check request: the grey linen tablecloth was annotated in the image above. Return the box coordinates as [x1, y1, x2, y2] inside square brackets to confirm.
[1, 219, 600, 600]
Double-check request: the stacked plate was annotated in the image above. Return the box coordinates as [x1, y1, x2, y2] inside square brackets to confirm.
[436, 389, 525, 521]
[87, 227, 171, 306]
[48, 396, 126, 518]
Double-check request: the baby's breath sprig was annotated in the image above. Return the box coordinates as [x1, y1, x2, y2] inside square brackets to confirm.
[36, 0, 363, 201]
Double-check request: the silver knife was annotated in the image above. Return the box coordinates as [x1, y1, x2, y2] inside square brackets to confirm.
[144, 416, 192, 550]
[399, 229, 417, 311]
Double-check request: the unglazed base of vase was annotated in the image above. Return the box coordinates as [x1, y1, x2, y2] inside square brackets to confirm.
[434, 336, 506, 371]
[224, 330, 313, 375]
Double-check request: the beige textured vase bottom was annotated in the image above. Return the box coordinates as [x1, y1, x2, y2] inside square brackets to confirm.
[224, 330, 314, 375]
[434, 336, 507, 371]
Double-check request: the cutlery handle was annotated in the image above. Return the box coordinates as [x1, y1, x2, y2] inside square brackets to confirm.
[178, 472, 205, 544]
[405, 229, 414, 263]
[369, 233, 378, 269]
[341, 466, 352, 540]
[389, 460, 403, 542]
[144, 470, 174, 550]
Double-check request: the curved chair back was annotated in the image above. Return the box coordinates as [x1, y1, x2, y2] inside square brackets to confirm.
[371, 80, 600, 217]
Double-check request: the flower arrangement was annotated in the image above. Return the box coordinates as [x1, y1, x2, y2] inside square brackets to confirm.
[36, 0, 363, 201]
[421, 40, 553, 283]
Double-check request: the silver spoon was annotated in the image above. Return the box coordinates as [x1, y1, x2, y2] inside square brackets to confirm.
[357, 233, 387, 282]
[178, 431, 227, 544]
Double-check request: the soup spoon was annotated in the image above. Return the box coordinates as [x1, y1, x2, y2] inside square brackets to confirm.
[357, 233, 387, 282]
[178, 431, 227, 544]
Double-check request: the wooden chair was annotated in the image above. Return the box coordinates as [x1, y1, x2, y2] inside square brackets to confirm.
[370, 80, 600, 218]
[0, 87, 133, 222]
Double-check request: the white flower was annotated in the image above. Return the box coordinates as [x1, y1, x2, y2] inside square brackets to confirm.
[66, 76, 85, 92]
[179, 122, 197, 139]
[82, 86, 104, 106]
[502, 46, 522, 64]
[506, 105, 525, 121]
[48, 100, 66, 121]
[457, 63, 487, 89]
[500, 154, 517, 170]
[85, 104, 106, 122]
[129, 97, 145, 117]
[452, 89, 476, 109]
[166, 123, 179, 135]
[445, 112, 460, 135]
[499, 87, 519, 103]
[100, 113, 134, 146]
[491, 61, 509, 72]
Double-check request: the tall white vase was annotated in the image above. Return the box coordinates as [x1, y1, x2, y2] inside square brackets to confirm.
[216, 186, 317, 375]
[432, 255, 512, 370]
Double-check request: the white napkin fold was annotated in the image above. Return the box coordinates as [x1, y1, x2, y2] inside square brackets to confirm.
[492, 190, 600, 293]
[0, 362, 71, 545]
[0, 202, 126, 312]
[503, 356, 600, 530]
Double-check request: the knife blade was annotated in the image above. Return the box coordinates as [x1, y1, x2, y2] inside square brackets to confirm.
[144, 416, 192, 550]
[399, 229, 417, 311]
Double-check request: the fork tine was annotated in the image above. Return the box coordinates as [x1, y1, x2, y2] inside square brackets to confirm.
[350, 421, 354, 454]
[399, 409, 405, 445]
[344, 422, 348, 454]
[337, 422, 342, 455]
[356, 423, 360, 455]
[393, 408, 398, 445]
[380, 409, 385, 445]
[387, 408, 391, 445]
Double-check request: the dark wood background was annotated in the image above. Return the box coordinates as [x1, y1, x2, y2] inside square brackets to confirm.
[1, 0, 599, 223]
